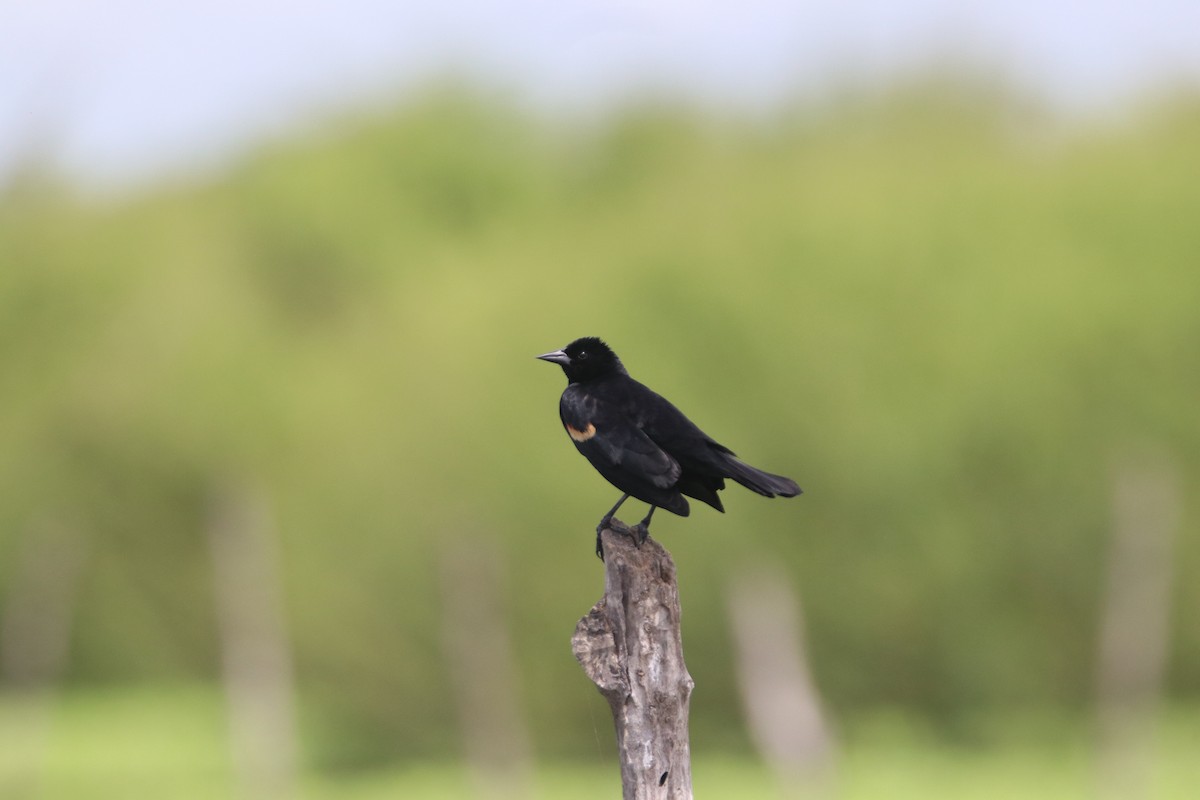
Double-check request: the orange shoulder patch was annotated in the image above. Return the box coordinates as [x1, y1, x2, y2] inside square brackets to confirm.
[566, 422, 597, 442]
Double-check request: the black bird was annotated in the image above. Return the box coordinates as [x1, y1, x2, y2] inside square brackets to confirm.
[538, 336, 801, 557]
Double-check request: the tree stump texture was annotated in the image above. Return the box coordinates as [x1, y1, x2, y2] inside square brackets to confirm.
[572, 520, 694, 800]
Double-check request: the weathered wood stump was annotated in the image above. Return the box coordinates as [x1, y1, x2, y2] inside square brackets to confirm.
[571, 520, 694, 800]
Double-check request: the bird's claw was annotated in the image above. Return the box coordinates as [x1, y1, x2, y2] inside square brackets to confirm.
[595, 520, 611, 561]
[594, 516, 648, 560]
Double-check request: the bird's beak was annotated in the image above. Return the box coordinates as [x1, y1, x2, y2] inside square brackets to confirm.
[536, 349, 571, 366]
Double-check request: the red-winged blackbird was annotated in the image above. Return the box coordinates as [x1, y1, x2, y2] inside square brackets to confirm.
[538, 336, 801, 557]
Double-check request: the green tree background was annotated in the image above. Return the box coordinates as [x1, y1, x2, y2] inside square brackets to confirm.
[1, 82, 1197, 783]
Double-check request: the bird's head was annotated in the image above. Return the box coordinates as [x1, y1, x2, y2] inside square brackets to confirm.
[537, 336, 625, 383]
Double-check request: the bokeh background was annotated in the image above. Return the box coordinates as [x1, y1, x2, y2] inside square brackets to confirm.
[1, 3, 1198, 799]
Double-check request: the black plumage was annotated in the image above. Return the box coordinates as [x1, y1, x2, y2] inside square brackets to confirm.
[538, 336, 801, 557]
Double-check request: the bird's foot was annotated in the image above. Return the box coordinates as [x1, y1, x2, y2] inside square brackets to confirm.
[595, 517, 613, 561]
[631, 505, 656, 547]
[596, 515, 650, 559]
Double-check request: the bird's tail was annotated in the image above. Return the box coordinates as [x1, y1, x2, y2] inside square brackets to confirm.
[723, 456, 802, 498]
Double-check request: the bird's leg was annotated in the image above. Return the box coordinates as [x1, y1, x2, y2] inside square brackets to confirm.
[597, 492, 631, 531]
[632, 505, 656, 546]
[596, 493, 631, 560]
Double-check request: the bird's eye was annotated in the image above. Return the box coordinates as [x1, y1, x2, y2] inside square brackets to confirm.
[577, 351, 589, 360]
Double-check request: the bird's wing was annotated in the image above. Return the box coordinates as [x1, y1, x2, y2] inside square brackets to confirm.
[560, 387, 681, 489]
[623, 379, 727, 460]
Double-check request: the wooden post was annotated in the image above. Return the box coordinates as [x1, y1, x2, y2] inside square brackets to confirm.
[207, 482, 298, 800]
[438, 535, 534, 800]
[571, 520, 694, 800]
[1095, 451, 1178, 800]
[727, 564, 836, 799]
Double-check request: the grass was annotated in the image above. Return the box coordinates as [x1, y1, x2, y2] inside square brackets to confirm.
[2, 685, 1197, 799]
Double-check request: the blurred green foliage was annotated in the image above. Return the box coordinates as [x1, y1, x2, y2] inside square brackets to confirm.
[1, 82, 1198, 765]
[2, 688, 1198, 799]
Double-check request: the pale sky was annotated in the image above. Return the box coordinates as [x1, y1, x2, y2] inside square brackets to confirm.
[2, 1, 1199, 188]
